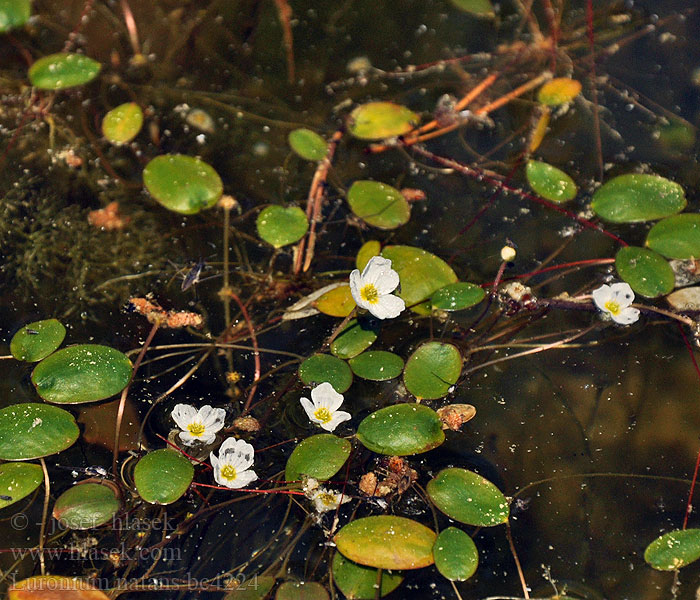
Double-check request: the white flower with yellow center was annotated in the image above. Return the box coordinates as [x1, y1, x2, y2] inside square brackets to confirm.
[309, 487, 350, 513]
[210, 437, 258, 489]
[349, 256, 405, 319]
[592, 282, 640, 325]
[300, 382, 351, 432]
[171, 404, 226, 446]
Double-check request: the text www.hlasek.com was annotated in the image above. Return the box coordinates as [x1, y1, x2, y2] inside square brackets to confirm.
[5, 545, 181, 562]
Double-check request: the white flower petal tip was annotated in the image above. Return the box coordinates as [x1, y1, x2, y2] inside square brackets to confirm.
[308, 487, 351, 513]
[592, 282, 640, 325]
[171, 403, 226, 445]
[349, 256, 405, 320]
[210, 437, 257, 489]
[300, 383, 351, 432]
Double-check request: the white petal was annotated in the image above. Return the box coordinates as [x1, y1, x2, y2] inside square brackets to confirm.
[179, 431, 198, 445]
[232, 469, 258, 489]
[608, 282, 635, 307]
[300, 397, 319, 422]
[218, 437, 240, 455]
[361, 256, 393, 287]
[321, 410, 351, 432]
[591, 285, 611, 311]
[311, 382, 344, 412]
[199, 406, 226, 432]
[611, 306, 640, 325]
[209, 451, 220, 470]
[349, 270, 369, 309]
[368, 294, 405, 319]
[220, 439, 255, 470]
[375, 268, 400, 296]
[200, 431, 217, 446]
[171, 404, 197, 429]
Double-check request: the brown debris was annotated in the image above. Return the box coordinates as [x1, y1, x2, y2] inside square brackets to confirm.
[232, 416, 261, 432]
[400, 188, 427, 203]
[437, 403, 476, 431]
[88, 201, 130, 231]
[129, 296, 203, 329]
[359, 456, 418, 498]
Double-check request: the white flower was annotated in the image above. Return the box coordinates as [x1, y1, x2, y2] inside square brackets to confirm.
[349, 256, 405, 319]
[592, 282, 640, 325]
[309, 487, 350, 513]
[171, 404, 226, 446]
[210, 437, 258, 489]
[300, 382, 351, 432]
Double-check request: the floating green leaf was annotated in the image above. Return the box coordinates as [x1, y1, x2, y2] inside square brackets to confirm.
[356, 240, 381, 271]
[285, 434, 351, 483]
[537, 77, 582, 106]
[10, 319, 65, 362]
[134, 449, 194, 505]
[223, 576, 275, 600]
[591, 174, 686, 223]
[315, 285, 356, 317]
[403, 342, 462, 400]
[381, 245, 458, 314]
[288, 128, 327, 161]
[427, 468, 509, 527]
[433, 527, 479, 581]
[525, 160, 577, 203]
[335, 515, 436, 570]
[0, 404, 79, 461]
[0, 463, 43, 509]
[32, 344, 132, 405]
[357, 404, 445, 456]
[615, 246, 675, 298]
[347, 181, 410, 230]
[8, 576, 110, 600]
[431, 282, 485, 311]
[143, 154, 223, 215]
[656, 119, 696, 153]
[448, 0, 495, 17]
[276, 581, 328, 600]
[28, 53, 101, 90]
[348, 102, 418, 140]
[299, 354, 353, 393]
[348, 351, 404, 381]
[644, 529, 700, 570]
[0, 0, 30, 32]
[332, 552, 403, 599]
[102, 102, 144, 145]
[647, 214, 700, 259]
[257, 205, 309, 248]
[330, 318, 379, 359]
[53, 483, 120, 530]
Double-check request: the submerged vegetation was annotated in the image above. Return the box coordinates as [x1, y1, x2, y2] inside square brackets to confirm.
[1, 0, 700, 598]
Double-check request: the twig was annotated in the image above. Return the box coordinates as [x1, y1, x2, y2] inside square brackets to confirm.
[38, 458, 50, 576]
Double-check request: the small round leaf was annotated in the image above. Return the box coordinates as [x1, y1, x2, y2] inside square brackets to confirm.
[134, 449, 194, 505]
[10, 319, 66, 362]
[347, 181, 410, 230]
[315, 285, 356, 317]
[288, 128, 327, 161]
[348, 351, 404, 381]
[0, 462, 43, 509]
[330, 318, 379, 359]
[335, 515, 436, 570]
[348, 102, 418, 140]
[431, 282, 485, 311]
[332, 552, 403, 599]
[591, 174, 686, 223]
[525, 160, 577, 203]
[537, 77, 582, 106]
[285, 434, 351, 483]
[615, 246, 675, 298]
[644, 529, 700, 571]
[28, 53, 101, 90]
[403, 342, 462, 400]
[0, 0, 30, 32]
[357, 404, 445, 456]
[223, 576, 275, 600]
[276, 581, 328, 600]
[448, 0, 495, 16]
[647, 214, 700, 259]
[102, 102, 144, 145]
[299, 354, 353, 393]
[0, 403, 79, 460]
[53, 483, 120, 530]
[32, 344, 133, 404]
[143, 154, 223, 215]
[427, 468, 509, 527]
[433, 527, 479, 581]
[257, 205, 309, 248]
[8, 576, 110, 600]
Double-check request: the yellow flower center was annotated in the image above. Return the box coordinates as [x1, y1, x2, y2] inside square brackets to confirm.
[187, 421, 206, 437]
[317, 492, 337, 507]
[314, 407, 332, 424]
[604, 300, 621, 315]
[220, 464, 238, 481]
[360, 284, 379, 304]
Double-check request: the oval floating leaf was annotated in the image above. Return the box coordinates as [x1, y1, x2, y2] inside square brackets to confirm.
[102, 102, 144, 145]
[335, 515, 436, 570]
[32, 344, 132, 404]
[330, 318, 379, 359]
[431, 282, 485, 311]
[615, 246, 674, 298]
[348, 351, 404, 381]
[347, 181, 410, 230]
[223, 576, 275, 600]
[427, 468, 509, 527]
[348, 102, 418, 140]
[433, 527, 479, 581]
[285, 434, 351, 483]
[276, 581, 328, 600]
[257, 205, 309, 248]
[381, 246, 458, 313]
[143, 154, 223, 215]
[357, 404, 445, 456]
[403, 342, 462, 400]
[356, 240, 381, 271]
[525, 160, 577, 203]
[644, 529, 700, 571]
[0, 404, 79, 461]
[288, 128, 327, 161]
[448, 0, 495, 16]
[0, 0, 30, 32]
[8, 576, 110, 600]
[53, 483, 120, 530]
[10, 319, 66, 362]
[134, 449, 194, 505]
[666, 286, 700, 312]
[315, 285, 356, 317]
[537, 77, 582, 106]
[28, 53, 101, 90]
[591, 174, 686, 223]
[299, 354, 353, 393]
[647, 214, 700, 259]
[332, 552, 403, 599]
[0, 462, 43, 509]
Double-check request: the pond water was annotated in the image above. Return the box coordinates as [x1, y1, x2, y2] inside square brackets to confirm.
[1, 1, 700, 599]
